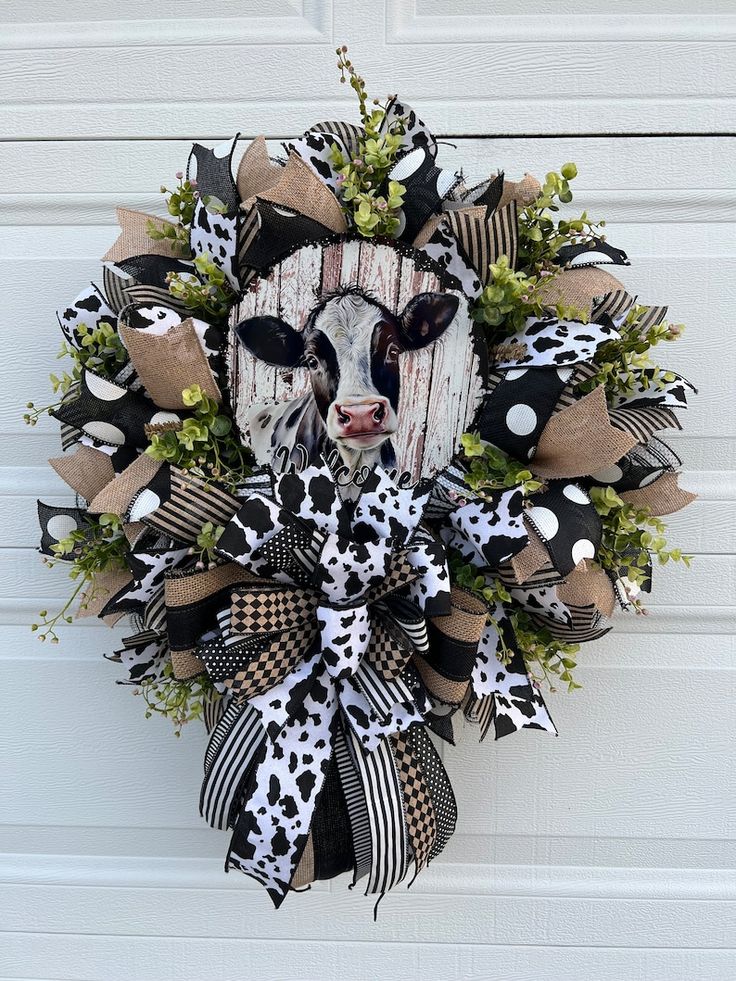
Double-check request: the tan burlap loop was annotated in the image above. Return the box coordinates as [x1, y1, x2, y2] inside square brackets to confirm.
[620, 472, 697, 516]
[259, 152, 347, 233]
[165, 562, 263, 610]
[102, 207, 180, 262]
[538, 267, 624, 316]
[414, 656, 469, 705]
[236, 135, 283, 204]
[413, 213, 443, 248]
[291, 835, 315, 889]
[171, 649, 207, 680]
[76, 568, 132, 621]
[498, 173, 541, 210]
[49, 445, 115, 503]
[431, 586, 487, 644]
[531, 386, 636, 479]
[556, 559, 616, 618]
[144, 421, 182, 437]
[122, 521, 147, 547]
[510, 528, 550, 584]
[88, 453, 162, 516]
[119, 320, 221, 410]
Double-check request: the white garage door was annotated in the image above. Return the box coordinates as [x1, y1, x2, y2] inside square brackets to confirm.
[0, 3, 734, 978]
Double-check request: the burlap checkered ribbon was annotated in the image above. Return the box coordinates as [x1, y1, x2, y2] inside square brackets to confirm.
[213, 551, 421, 697]
[391, 732, 437, 870]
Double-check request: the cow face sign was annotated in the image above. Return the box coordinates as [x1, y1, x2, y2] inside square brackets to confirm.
[236, 286, 459, 474]
[228, 238, 486, 481]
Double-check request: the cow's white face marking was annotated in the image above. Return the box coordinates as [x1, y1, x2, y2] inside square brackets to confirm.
[311, 293, 398, 451]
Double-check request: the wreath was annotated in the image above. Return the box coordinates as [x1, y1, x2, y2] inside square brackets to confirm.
[28, 49, 696, 907]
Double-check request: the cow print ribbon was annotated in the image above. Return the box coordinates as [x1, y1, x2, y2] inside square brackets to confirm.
[196, 459, 459, 902]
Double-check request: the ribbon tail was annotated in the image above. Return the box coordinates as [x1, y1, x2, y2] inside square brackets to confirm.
[226, 665, 339, 907]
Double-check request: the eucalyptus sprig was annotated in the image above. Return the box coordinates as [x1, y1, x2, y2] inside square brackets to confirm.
[138, 662, 217, 735]
[146, 383, 252, 486]
[167, 252, 233, 322]
[147, 171, 199, 256]
[32, 513, 128, 643]
[472, 256, 588, 342]
[579, 305, 684, 398]
[452, 559, 581, 690]
[330, 45, 407, 238]
[190, 521, 225, 569]
[512, 609, 582, 692]
[460, 433, 544, 497]
[589, 485, 692, 589]
[24, 320, 128, 427]
[518, 163, 605, 270]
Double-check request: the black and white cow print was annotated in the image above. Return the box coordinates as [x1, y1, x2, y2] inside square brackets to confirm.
[421, 220, 483, 298]
[57, 283, 116, 347]
[439, 486, 528, 570]
[228, 660, 339, 907]
[494, 316, 620, 368]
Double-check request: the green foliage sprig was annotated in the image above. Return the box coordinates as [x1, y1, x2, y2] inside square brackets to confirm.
[330, 46, 407, 238]
[24, 321, 128, 427]
[146, 384, 252, 487]
[589, 485, 692, 592]
[579, 304, 684, 398]
[472, 256, 588, 341]
[518, 164, 605, 270]
[147, 171, 199, 257]
[167, 252, 233, 321]
[32, 513, 128, 643]
[460, 433, 544, 497]
[137, 662, 217, 735]
[191, 521, 225, 569]
[512, 609, 582, 692]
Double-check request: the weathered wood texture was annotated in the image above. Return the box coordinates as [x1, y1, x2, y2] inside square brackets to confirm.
[229, 239, 482, 478]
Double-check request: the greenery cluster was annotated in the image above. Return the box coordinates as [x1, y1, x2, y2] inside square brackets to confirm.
[24, 321, 128, 426]
[589, 485, 691, 599]
[512, 609, 582, 693]
[472, 256, 587, 338]
[146, 172, 199, 256]
[517, 164, 604, 270]
[579, 303, 684, 398]
[146, 384, 252, 487]
[460, 433, 544, 497]
[167, 252, 233, 322]
[137, 662, 218, 735]
[32, 513, 128, 643]
[329, 46, 407, 237]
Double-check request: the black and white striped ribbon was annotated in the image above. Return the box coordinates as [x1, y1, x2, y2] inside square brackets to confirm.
[200, 699, 265, 830]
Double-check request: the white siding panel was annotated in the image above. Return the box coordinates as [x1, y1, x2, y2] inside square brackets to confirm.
[0, 2, 734, 977]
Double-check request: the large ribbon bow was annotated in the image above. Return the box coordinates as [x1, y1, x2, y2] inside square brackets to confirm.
[197, 460, 451, 905]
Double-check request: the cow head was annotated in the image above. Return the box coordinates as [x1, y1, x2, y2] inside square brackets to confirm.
[236, 286, 459, 457]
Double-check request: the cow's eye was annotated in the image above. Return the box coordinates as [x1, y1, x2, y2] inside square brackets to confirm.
[386, 344, 400, 363]
[304, 355, 319, 371]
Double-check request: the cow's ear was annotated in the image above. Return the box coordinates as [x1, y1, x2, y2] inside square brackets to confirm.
[399, 292, 459, 350]
[235, 315, 305, 367]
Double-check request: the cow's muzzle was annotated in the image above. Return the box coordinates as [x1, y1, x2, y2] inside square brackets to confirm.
[331, 398, 394, 447]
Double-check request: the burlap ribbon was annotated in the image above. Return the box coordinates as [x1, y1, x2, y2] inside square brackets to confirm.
[102, 207, 181, 263]
[258, 152, 347, 233]
[119, 319, 222, 409]
[620, 471, 697, 516]
[530, 385, 637, 479]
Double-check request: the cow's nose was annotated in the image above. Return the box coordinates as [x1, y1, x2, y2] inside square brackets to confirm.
[334, 400, 388, 436]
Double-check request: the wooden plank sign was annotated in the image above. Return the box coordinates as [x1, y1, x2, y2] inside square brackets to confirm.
[228, 237, 486, 481]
